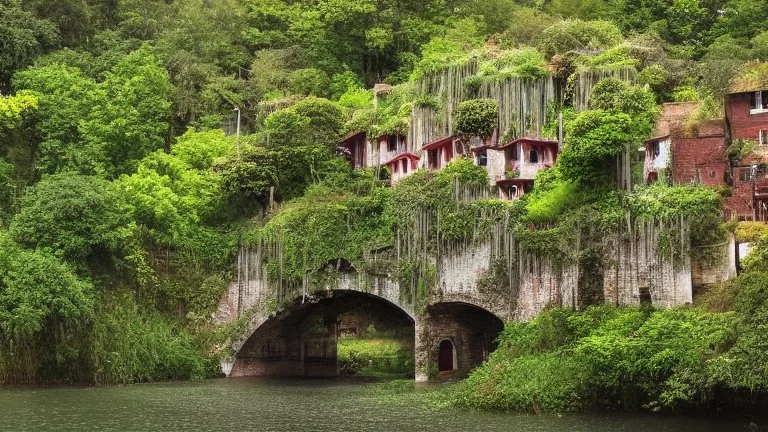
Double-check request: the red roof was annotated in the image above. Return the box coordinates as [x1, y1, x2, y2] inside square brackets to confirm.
[384, 152, 419, 166]
[421, 136, 454, 151]
[498, 137, 558, 151]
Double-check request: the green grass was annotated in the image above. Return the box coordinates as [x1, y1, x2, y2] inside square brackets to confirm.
[337, 338, 413, 378]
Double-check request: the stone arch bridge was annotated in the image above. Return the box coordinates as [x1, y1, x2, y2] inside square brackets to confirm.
[215, 227, 726, 381]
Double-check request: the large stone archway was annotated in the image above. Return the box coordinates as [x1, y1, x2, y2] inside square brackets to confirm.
[229, 290, 415, 378]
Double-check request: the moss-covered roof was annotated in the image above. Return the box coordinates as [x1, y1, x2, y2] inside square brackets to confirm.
[729, 62, 768, 94]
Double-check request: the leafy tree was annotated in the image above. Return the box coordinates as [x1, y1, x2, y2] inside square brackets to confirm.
[590, 78, 658, 142]
[751, 31, 768, 61]
[454, 99, 499, 138]
[9, 174, 131, 262]
[288, 68, 331, 98]
[557, 110, 633, 184]
[715, 0, 768, 41]
[221, 143, 341, 209]
[12, 64, 96, 174]
[78, 46, 173, 177]
[171, 129, 235, 170]
[117, 151, 222, 243]
[0, 233, 94, 383]
[265, 109, 311, 146]
[0, 0, 58, 92]
[289, 96, 346, 148]
[23, 0, 93, 47]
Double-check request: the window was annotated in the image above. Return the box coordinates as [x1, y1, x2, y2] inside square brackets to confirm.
[761, 130, 768, 146]
[428, 150, 438, 169]
[709, 170, 716, 178]
[739, 168, 751, 182]
[529, 149, 539, 163]
[387, 136, 398, 152]
[650, 142, 660, 157]
[750, 91, 768, 113]
[401, 159, 408, 174]
[476, 151, 488, 166]
[509, 146, 518, 161]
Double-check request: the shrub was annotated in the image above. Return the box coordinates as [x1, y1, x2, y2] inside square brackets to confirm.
[9, 174, 131, 262]
[454, 99, 498, 138]
[288, 68, 331, 98]
[539, 20, 622, 57]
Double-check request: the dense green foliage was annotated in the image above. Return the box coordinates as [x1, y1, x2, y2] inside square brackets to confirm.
[337, 337, 413, 378]
[0, 0, 762, 395]
[454, 99, 499, 138]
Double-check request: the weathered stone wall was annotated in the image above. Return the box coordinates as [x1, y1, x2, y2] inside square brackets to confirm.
[602, 223, 692, 308]
[220, 218, 715, 381]
[691, 234, 737, 289]
[416, 303, 503, 379]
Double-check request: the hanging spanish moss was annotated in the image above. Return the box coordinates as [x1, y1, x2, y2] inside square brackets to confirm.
[232, 190, 692, 325]
[410, 61, 560, 147]
[571, 66, 638, 111]
[477, 76, 559, 140]
[409, 106, 446, 151]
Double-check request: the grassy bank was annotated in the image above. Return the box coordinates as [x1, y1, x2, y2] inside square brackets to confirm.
[453, 273, 768, 414]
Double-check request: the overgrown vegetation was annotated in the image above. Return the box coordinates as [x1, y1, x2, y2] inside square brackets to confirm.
[455, 268, 768, 414]
[0, 0, 764, 395]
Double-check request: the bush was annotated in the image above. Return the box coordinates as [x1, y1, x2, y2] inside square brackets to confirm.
[454, 99, 498, 138]
[539, 20, 623, 57]
[455, 306, 739, 413]
[557, 110, 632, 184]
[288, 68, 331, 98]
[9, 174, 131, 262]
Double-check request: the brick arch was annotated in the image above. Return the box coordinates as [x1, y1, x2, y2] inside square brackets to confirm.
[419, 301, 504, 379]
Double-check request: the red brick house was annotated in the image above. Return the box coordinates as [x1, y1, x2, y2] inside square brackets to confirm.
[643, 102, 727, 185]
[644, 90, 768, 221]
[724, 87, 768, 220]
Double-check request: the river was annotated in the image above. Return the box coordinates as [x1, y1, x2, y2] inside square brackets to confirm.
[0, 378, 754, 431]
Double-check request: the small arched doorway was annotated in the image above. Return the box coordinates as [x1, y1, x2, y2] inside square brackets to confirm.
[438, 339, 456, 372]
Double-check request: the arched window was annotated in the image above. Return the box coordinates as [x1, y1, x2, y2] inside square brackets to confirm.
[438, 339, 456, 372]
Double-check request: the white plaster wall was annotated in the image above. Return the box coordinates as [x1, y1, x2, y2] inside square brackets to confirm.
[486, 149, 506, 185]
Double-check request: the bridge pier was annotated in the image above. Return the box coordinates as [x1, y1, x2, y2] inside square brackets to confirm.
[413, 302, 504, 381]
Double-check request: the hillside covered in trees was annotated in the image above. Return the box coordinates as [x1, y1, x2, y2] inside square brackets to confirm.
[2, 0, 768, 414]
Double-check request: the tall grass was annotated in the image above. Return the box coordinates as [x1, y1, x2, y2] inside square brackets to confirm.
[90, 293, 216, 384]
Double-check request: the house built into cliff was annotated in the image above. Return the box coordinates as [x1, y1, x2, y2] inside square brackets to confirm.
[643, 89, 768, 221]
[338, 126, 559, 196]
[724, 88, 768, 221]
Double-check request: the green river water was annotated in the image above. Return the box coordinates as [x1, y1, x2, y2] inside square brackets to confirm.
[0, 378, 754, 431]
